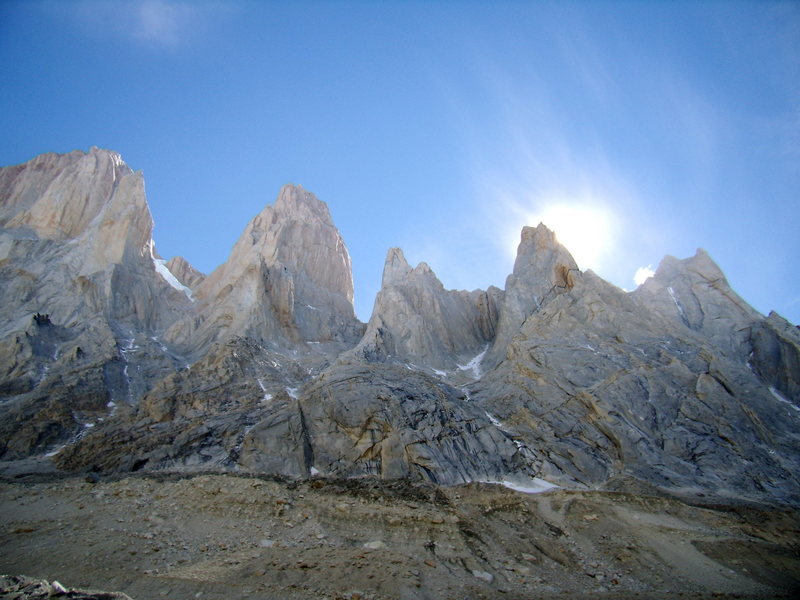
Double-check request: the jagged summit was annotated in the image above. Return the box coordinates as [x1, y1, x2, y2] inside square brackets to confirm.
[484, 222, 580, 369]
[273, 183, 336, 225]
[1, 148, 798, 509]
[164, 183, 362, 354]
[348, 246, 499, 373]
[0, 148, 135, 240]
[382, 247, 412, 285]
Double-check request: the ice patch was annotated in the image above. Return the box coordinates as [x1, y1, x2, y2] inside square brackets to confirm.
[153, 258, 194, 301]
[667, 286, 685, 318]
[769, 386, 799, 412]
[476, 477, 558, 494]
[500, 478, 559, 494]
[484, 411, 504, 429]
[256, 379, 273, 402]
[457, 345, 489, 379]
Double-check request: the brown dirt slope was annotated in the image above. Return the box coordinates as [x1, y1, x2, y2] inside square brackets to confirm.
[1, 473, 798, 599]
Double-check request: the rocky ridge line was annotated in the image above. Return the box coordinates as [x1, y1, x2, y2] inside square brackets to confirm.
[1, 148, 798, 508]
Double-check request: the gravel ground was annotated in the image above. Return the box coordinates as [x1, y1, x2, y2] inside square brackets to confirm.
[1, 473, 798, 599]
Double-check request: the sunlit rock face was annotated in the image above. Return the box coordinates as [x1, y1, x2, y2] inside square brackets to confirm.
[0, 149, 191, 460]
[2, 148, 799, 508]
[164, 256, 205, 290]
[164, 184, 364, 358]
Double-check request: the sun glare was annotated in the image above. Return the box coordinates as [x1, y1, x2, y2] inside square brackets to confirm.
[514, 202, 615, 271]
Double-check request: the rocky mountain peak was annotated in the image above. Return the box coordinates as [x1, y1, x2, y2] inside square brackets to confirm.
[381, 247, 412, 285]
[164, 184, 362, 353]
[485, 222, 580, 368]
[0, 148, 137, 241]
[652, 248, 726, 286]
[273, 183, 334, 225]
[513, 222, 578, 276]
[634, 247, 761, 359]
[350, 246, 500, 372]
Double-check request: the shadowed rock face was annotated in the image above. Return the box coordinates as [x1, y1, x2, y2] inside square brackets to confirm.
[348, 247, 501, 372]
[473, 269, 800, 503]
[484, 223, 580, 370]
[1, 148, 799, 508]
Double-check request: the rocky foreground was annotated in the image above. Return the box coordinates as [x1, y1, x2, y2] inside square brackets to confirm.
[2, 472, 799, 600]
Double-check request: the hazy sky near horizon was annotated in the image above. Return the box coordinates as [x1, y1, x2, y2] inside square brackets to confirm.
[1, 0, 798, 323]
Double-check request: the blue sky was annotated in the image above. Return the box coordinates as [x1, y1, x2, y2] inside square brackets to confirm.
[1, 0, 798, 324]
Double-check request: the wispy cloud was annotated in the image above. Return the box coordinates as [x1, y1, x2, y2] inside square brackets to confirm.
[132, 0, 197, 47]
[64, 0, 230, 50]
[418, 7, 742, 295]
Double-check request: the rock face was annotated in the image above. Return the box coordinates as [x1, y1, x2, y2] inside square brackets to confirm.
[484, 223, 579, 369]
[164, 184, 364, 357]
[474, 267, 800, 502]
[165, 255, 205, 289]
[1, 148, 799, 508]
[349, 247, 501, 374]
[0, 575, 133, 600]
[0, 149, 191, 460]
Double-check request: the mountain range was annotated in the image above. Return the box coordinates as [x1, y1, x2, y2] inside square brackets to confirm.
[2, 147, 798, 508]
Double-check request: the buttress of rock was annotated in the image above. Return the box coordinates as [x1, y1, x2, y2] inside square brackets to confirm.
[164, 184, 364, 356]
[484, 223, 580, 369]
[348, 246, 501, 372]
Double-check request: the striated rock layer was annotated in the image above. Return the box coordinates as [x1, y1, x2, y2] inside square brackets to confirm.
[1, 148, 799, 509]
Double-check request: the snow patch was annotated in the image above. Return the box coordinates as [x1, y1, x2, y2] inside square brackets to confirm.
[484, 411, 504, 429]
[257, 379, 273, 402]
[769, 386, 799, 412]
[476, 477, 558, 495]
[310, 466, 320, 476]
[432, 368, 447, 377]
[457, 345, 489, 379]
[501, 478, 559, 494]
[286, 387, 299, 399]
[667, 286, 685, 318]
[153, 258, 194, 301]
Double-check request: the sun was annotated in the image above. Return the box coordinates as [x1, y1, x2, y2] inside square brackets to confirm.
[515, 201, 615, 271]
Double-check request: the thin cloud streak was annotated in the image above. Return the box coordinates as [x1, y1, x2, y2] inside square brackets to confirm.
[65, 0, 230, 50]
[133, 0, 196, 47]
